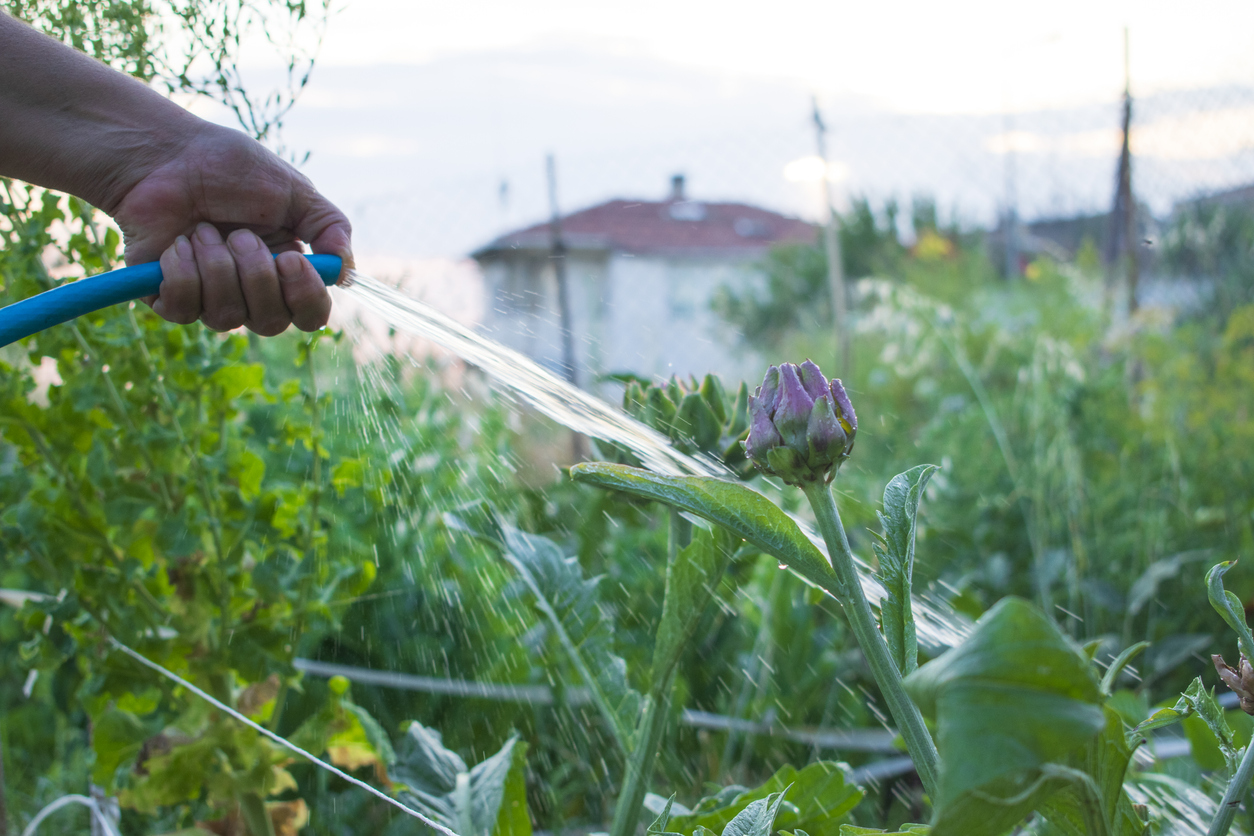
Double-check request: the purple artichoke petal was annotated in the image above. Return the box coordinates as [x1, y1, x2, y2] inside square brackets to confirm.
[829, 378, 858, 436]
[798, 359, 829, 401]
[773, 363, 814, 450]
[744, 400, 782, 461]
[755, 366, 782, 414]
[806, 394, 846, 462]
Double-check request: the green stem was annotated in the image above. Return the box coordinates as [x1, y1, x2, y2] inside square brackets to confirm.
[608, 510, 691, 836]
[610, 685, 672, 836]
[238, 790, 276, 836]
[1209, 739, 1254, 836]
[802, 482, 940, 799]
[0, 725, 8, 836]
[273, 340, 325, 734]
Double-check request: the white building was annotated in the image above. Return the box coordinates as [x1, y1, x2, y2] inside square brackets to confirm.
[472, 176, 816, 391]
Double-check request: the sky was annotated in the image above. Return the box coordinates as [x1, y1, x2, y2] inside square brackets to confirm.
[310, 0, 1254, 113]
[205, 0, 1254, 262]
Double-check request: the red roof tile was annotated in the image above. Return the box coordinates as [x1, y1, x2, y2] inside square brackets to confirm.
[474, 198, 817, 256]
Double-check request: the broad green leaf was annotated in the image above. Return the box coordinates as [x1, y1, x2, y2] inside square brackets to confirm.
[493, 739, 532, 836]
[665, 762, 863, 836]
[331, 456, 365, 496]
[721, 790, 790, 836]
[903, 597, 1105, 836]
[289, 690, 395, 773]
[233, 448, 265, 502]
[391, 720, 529, 836]
[91, 707, 149, 785]
[1207, 561, 1254, 660]
[870, 464, 938, 677]
[569, 463, 836, 591]
[329, 702, 397, 771]
[445, 507, 642, 754]
[652, 525, 738, 686]
[1037, 706, 1149, 836]
[210, 362, 264, 402]
[839, 826, 929, 835]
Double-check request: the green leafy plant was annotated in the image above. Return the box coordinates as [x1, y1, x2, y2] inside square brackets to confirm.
[387, 720, 529, 836]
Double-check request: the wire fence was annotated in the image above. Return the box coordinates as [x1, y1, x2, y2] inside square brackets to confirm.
[282, 69, 1254, 264]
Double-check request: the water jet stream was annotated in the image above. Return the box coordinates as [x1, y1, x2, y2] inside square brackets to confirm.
[339, 272, 970, 651]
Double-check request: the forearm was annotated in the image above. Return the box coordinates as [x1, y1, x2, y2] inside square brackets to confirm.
[0, 10, 199, 212]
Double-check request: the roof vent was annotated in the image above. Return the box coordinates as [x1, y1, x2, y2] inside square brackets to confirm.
[670, 174, 686, 201]
[734, 217, 771, 238]
[669, 201, 707, 221]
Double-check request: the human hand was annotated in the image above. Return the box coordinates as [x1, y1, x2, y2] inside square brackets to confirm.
[110, 123, 352, 335]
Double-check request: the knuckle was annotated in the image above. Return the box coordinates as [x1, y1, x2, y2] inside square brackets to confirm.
[294, 310, 330, 332]
[250, 317, 290, 337]
[201, 305, 247, 332]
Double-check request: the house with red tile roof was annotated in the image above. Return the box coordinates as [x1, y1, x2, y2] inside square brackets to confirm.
[472, 175, 816, 389]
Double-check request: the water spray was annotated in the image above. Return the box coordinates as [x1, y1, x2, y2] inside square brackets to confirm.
[0, 253, 343, 347]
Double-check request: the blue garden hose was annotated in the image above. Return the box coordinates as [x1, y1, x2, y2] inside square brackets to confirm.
[0, 253, 342, 348]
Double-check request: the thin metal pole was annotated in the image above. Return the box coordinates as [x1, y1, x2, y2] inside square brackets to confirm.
[1121, 27, 1139, 315]
[546, 154, 578, 386]
[812, 97, 850, 379]
[545, 154, 586, 460]
[1106, 27, 1137, 320]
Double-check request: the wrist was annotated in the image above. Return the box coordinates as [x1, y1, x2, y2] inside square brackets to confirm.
[86, 101, 205, 216]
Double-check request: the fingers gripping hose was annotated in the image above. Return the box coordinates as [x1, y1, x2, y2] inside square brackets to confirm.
[0, 254, 343, 348]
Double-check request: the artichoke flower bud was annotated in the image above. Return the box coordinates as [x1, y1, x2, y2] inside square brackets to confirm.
[744, 360, 857, 485]
[607, 373, 757, 478]
[1213, 653, 1254, 714]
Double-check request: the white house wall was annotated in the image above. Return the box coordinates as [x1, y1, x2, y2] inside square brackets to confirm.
[480, 252, 609, 388]
[480, 249, 764, 396]
[600, 253, 762, 387]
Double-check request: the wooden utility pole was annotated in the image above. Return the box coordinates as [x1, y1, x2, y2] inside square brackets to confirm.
[545, 154, 578, 386]
[1107, 27, 1139, 317]
[812, 97, 851, 378]
[545, 154, 586, 460]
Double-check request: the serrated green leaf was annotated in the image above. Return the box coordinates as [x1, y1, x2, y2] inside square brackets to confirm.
[665, 762, 862, 836]
[871, 464, 938, 677]
[903, 597, 1105, 836]
[652, 526, 737, 686]
[1175, 677, 1240, 773]
[721, 790, 790, 836]
[445, 507, 642, 754]
[568, 463, 837, 593]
